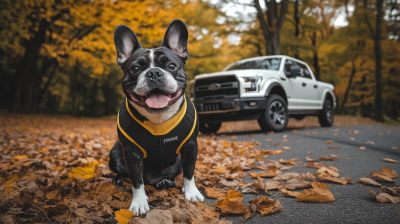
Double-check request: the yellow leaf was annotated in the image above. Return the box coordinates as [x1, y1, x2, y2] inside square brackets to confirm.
[68, 166, 95, 180]
[115, 209, 134, 224]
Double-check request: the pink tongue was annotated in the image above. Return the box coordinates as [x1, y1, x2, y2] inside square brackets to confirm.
[145, 93, 171, 108]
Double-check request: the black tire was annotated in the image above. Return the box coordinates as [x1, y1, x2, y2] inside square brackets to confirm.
[257, 94, 289, 132]
[293, 115, 306, 121]
[318, 99, 334, 127]
[199, 122, 222, 134]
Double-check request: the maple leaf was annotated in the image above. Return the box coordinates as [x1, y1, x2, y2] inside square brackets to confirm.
[115, 209, 134, 224]
[216, 199, 247, 215]
[249, 197, 283, 216]
[68, 166, 95, 180]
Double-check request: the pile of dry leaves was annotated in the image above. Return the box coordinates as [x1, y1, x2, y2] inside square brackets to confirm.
[0, 114, 397, 224]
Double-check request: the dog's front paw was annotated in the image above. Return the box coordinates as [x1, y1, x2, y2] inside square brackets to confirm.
[182, 177, 204, 202]
[129, 185, 150, 216]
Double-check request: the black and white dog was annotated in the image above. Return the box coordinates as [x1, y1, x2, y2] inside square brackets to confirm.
[109, 19, 204, 216]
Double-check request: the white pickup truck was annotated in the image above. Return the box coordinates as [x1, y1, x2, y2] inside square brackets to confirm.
[190, 55, 336, 133]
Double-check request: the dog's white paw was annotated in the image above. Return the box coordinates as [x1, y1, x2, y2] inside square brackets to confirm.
[129, 185, 150, 216]
[182, 177, 204, 202]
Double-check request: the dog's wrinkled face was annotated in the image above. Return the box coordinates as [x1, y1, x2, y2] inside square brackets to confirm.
[114, 20, 189, 114]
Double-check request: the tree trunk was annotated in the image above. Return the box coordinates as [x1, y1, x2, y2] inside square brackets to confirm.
[37, 63, 58, 112]
[340, 56, 357, 114]
[71, 60, 80, 115]
[374, 0, 384, 121]
[311, 31, 321, 80]
[12, 19, 50, 113]
[254, 0, 288, 55]
[294, 0, 300, 58]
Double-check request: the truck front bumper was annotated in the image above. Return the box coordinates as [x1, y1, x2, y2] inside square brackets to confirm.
[194, 97, 267, 123]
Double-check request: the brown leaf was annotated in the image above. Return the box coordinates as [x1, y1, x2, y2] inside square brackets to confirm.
[280, 188, 300, 197]
[196, 203, 220, 220]
[169, 200, 203, 223]
[285, 178, 312, 190]
[148, 190, 169, 202]
[225, 189, 243, 202]
[97, 182, 118, 195]
[380, 186, 400, 197]
[132, 209, 173, 224]
[297, 182, 335, 203]
[204, 187, 226, 199]
[318, 176, 353, 185]
[265, 179, 284, 191]
[319, 155, 337, 161]
[376, 193, 400, 203]
[242, 203, 257, 222]
[314, 167, 339, 178]
[305, 162, 322, 169]
[115, 209, 135, 224]
[382, 158, 399, 163]
[358, 178, 381, 187]
[249, 197, 283, 216]
[216, 199, 247, 215]
[214, 165, 230, 174]
[328, 146, 341, 149]
[306, 156, 318, 162]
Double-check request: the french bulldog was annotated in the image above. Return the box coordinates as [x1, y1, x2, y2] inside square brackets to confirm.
[109, 19, 204, 216]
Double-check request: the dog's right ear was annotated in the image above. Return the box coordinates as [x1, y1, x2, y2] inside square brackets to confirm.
[114, 25, 142, 66]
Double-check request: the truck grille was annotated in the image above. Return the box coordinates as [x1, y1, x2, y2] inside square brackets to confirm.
[202, 103, 222, 111]
[194, 76, 239, 100]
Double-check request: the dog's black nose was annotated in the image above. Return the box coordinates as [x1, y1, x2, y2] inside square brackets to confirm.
[145, 68, 164, 80]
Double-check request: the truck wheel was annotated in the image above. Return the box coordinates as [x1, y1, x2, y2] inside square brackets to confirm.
[258, 94, 288, 132]
[318, 99, 334, 127]
[199, 122, 222, 134]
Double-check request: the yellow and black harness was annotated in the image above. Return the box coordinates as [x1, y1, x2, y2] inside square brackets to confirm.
[117, 95, 197, 164]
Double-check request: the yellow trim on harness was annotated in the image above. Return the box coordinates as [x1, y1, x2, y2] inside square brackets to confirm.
[125, 97, 187, 136]
[176, 100, 197, 154]
[117, 110, 147, 158]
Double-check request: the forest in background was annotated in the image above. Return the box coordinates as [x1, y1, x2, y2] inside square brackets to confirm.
[0, 0, 399, 121]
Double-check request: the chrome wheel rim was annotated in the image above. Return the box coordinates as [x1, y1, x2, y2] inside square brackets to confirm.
[269, 101, 286, 126]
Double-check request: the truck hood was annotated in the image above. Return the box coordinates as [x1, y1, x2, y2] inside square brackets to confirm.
[195, 70, 280, 80]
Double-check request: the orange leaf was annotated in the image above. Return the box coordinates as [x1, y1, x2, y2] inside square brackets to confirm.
[225, 189, 243, 202]
[115, 209, 134, 224]
[249, 196, 283, 216]
[216, 199, 247, 215]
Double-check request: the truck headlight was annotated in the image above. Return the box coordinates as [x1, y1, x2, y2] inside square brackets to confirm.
[243, 76, 262, 92]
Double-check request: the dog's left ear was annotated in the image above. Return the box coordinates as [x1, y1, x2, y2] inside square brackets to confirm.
[161, 19, 189, 63]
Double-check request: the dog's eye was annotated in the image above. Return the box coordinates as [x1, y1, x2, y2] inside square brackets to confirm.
[132, 66, 140, 73]
[168, 63, 176, 70]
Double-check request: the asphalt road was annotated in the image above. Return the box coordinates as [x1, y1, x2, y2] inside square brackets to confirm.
[205, 124, 400, 224]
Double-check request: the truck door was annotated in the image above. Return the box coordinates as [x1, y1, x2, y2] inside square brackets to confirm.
[296, 63, 319, 110]
[281, 59, 308, 110]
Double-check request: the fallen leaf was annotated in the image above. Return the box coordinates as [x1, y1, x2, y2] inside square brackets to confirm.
[306, 156, 318, 162]
[349, 137, 355, 141]
[225, 189, 243, 202]
[319, 155, 337, 161]
[314, 167, 339, 178]
[366, 141, 374, 145]
[376, 193, 400, 203]
[326, 140, 333, 144]
[204, 187, 226, 199]
[280, 188, 300, 197]
[297, 182, 335, 203]
[358, 178, 382, 187]
[242, 203, 257, 222]
[329, 146, 341, 150]
[317, 176, 353, 185]
[214, 165, 230, 174]
[381, 186, 400, 197]
[305, 162, 322, 169]
[196, 203, 220, 220]
[68, 166, 95, 180]
[359, 146, 366, 150]
[392, 147, 398, 150]
[249, 197, 282, 216]
[265, 179, 284, 191]
[307, 151, 313, 154]
[285, 178, 312, 190]
[281, 146, 290, 150]
[382, 158, 399, 163]
[216, 199, 247, 215]
[115, 209, 134, 224]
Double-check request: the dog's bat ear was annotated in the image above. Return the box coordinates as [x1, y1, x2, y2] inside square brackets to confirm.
[114, 25, 142, 66]
[161, 19, 189, 63]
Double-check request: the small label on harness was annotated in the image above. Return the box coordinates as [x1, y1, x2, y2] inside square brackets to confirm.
[164, 136, 178, 143]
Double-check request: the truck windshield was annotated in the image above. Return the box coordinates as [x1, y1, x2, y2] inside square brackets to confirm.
[224, 58, 281, 71]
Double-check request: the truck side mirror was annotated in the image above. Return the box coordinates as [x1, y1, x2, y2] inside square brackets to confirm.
[287, 65, 301, 78]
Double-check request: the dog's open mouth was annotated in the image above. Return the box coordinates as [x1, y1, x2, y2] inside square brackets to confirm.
[128, 88, 183, 109]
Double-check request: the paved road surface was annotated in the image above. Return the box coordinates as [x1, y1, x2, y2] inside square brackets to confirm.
[206, 124, 400, 224]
